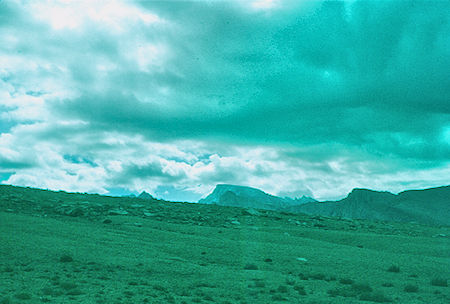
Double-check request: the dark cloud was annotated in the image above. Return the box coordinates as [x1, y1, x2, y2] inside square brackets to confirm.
[1, 0, 449, 200]
[47, 0, 449, 163]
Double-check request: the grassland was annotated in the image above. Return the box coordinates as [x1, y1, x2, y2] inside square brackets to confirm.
[0, 186, 449, 303]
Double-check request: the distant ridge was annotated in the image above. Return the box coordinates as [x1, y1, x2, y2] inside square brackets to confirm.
[198, 184, 316, 211]
[199, 184, 450, 226]
[290, 185, 450, 226]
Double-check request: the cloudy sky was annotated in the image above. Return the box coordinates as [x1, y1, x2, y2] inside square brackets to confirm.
[0, 0, 449, 202]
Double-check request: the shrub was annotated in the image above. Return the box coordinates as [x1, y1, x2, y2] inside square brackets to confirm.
[42, 287, 63, 296]
[327, 287, 357, 298]
[310, 273, 327, 280]
[14, 293, 31, 300]
[0, 297, 11, 304]
[253, 281, 266, 288]
[298, 273, 308, 280]
[352, 283, 373, 293]
[66, 288, 84, 296]
[339, 278, 354, 285]
[243, 264, 258, 270]
[271, 294, 287, 301]
[285, 277, 296, 285]
[60, 254, 73, 263]
[294, 285, 307, 295]
[431, 277, 447, 287]
[359, 291, 392, 303]
[60, 282, 77, 290]
[387, 265, 400, 273]
[3, 266, 13, 273]
[277, 285, 288, 293]
[404, 284, 418, 293]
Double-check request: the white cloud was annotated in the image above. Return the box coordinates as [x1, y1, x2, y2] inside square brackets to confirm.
[29, 0, 162, 32]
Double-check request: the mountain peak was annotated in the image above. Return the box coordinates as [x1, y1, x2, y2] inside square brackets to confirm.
[138, 191, 154, 200]
[199, 184, 315, 210]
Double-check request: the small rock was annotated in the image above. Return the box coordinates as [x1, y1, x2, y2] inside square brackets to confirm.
[143, 212, 155, 217]
[296, 257, 308, 262]
[67, 207, 85, 217]
[131, 204, 145, 208]
[134, 222, 143, 227]
[108, 209, 128, 215]
[231, 220, 240, 225]
[242, 208, 260, 216]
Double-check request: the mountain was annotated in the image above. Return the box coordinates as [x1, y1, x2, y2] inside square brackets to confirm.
[290, 185, 450, 226]
[138, 191, 154, 200]
[198, 184, 316, 211]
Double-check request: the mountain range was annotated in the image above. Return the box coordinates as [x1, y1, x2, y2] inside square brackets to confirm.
[198, 184, 316, 210]
[199, 184, 450, 226]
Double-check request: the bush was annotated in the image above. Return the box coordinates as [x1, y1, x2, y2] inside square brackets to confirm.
[339, 278, 354, 285]
[277, 285, 288, 293]
[387, 265, 400, 273]
[431, 277, 448, 287]
[359, 291, 392, 303]
[60, 254, 73, 263]
[243, 264, 258, 270]
[298, 273, 308, 280]
[310, 273, 327, 280]
[327, 287, 356, 298]
[14, 293, 31, 300]
[0, 297, 11, 304]
[404, 284, 419, 293]
[294, 285, 307, 295]
[60, 282, 78, 290]
[352, 283, 373, 293]
[253, 280, 265, 288]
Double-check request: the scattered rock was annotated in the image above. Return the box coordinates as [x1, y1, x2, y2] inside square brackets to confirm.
[108, 209, 128, 216]
[230, 219, 240, 225]
[242, 208, 260, 216]
[67, 207, 85, 217]
[131, 204, 145, 208]
[432, 234, 447, 238]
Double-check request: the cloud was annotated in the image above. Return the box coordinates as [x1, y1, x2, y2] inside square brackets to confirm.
[0, 0, 449, 201]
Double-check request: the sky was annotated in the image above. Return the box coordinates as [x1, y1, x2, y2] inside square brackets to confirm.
[0, 0, 449, 202]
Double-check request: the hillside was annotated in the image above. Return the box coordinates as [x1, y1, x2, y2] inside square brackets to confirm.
[0, 184, 449, 304]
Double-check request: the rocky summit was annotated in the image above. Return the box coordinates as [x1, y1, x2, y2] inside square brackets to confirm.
[198, 184, 316, 211]
[138, 191, 154, 200]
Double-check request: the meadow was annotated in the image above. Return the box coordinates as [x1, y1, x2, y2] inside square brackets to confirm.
[0, 186, 449, 303]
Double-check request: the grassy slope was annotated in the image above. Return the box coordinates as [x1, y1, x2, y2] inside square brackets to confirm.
[0, 186, 449, 303]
